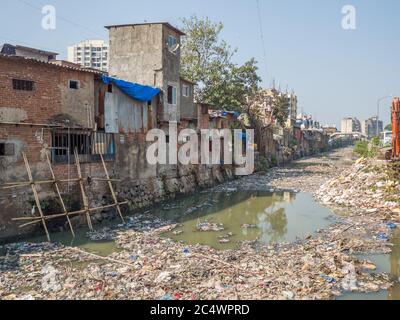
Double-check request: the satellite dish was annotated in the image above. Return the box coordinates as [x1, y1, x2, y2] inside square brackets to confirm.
[169, 43, 180, 54]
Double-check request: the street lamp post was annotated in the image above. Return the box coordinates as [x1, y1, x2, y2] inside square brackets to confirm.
[377, 95, 393, 137]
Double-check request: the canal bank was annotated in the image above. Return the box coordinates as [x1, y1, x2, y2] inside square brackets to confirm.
[0, 148, 398, 300]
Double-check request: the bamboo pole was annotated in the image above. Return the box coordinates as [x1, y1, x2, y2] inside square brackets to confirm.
[100, 154, 125, 223]
[74, 148, 93, 231]
[90, 178, 121, 182]
[22, 153, 51, 242]
[15, 202, 129, 228]
[3, 179, 79, 189]
[45, 151, 75, 238]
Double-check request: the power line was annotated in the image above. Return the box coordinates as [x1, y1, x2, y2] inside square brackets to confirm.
[256, 0, 268, 82]
[16, 0, 104, 38]
[0, 34, 58, 53]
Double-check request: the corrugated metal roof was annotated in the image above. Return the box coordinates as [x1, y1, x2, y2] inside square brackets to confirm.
[0, 53, 105, 75]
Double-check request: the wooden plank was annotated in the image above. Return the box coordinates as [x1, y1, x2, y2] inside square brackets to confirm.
[74, 148, 93, 230]
[100, 154, 125, 223]
[22, 153, 51, 242]
[45, 151, 75, 238]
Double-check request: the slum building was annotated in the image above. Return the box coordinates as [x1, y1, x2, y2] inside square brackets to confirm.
[106, 22, 235, 203]
[0, 22, 238, 240]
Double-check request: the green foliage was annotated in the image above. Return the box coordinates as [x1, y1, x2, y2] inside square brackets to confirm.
[181, 15, 261, 111]
[257, 157, 269, 172]
[354, 141, 378, 158]
[270, 154, 278, 167]
[272, 94, 290, 127]
[385, 124, 392, 132]
[371, 136, 380, 147]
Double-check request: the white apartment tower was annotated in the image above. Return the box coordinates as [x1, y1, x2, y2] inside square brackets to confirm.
[67, 40, 108, 72]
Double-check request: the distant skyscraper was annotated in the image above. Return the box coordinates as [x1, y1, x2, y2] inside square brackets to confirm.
[361, 117, 384, 139]
[67, 40, 108, 72]
[341, 117, 361, 134]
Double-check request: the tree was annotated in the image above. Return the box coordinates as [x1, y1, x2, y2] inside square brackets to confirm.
[181, 15, 261, 112]
[272, 93, 290, 127]
[385, 124, 392, 132]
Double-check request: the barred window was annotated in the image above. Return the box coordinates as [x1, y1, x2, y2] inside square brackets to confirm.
[0, 143, 15, 156]
[12, 79, 34, 91]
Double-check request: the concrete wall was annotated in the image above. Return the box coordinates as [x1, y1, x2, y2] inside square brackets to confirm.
[180, 80, 196, 120]
[108, 24, 163, 87]
[107, 24, 183, 123]
[59, 69, 95, 128]
[0, 125, 111, 241]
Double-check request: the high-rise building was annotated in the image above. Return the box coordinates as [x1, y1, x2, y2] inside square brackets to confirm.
[341, 117, 361, 134]
[361, 117, 384, 139]
[67, 40, 108, 72]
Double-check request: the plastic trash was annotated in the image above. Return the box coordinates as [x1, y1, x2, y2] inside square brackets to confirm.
[386, 222, 397, 230]
[160, 294, 174, 301]
[375, 233, 389, 241]
[321, 274, 336, 283]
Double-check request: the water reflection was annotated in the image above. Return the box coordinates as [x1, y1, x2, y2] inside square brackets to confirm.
[161, 192, 333, 250]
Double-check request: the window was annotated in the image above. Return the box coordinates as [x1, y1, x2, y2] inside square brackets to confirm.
[167, 85, 177, 105]
[0, 143, 15, 156]
[167, 35, 177, 51]
[69, 80, 79, 90]
[12, 79, 34, 91]
[107, 84, 113, 93]
[182, 84, 190, 97]
[51, 130, 116, 164]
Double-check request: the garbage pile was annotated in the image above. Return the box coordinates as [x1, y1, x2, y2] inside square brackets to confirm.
[196, 220, 225, 232]
[0, 221, 393, 300]
[315, 157, 400, 220]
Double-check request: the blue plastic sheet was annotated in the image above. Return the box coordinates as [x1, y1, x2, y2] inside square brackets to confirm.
[101, 75, 161, 102]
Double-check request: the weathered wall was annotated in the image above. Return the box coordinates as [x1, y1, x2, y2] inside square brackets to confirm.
[0, 56, 96, 128]
[59, 69, 95, 128]
[0, 57, 62, 124]
[0, 126, 235, 241]
[180, 80, 196, 120]
[104, 85, 149, 134]
[107, 24, 182, 123]
[108, 24, 163, 88]
[0, 125, 111, 241]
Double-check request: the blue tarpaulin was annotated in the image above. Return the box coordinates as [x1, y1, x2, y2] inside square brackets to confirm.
[101, 75, 161, 102]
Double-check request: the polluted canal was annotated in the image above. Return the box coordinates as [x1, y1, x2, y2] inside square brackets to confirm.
[19, 191, 334, 253]
[1, 148, 399, 300]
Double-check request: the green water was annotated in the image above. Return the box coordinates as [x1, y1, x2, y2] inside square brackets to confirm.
[338, 230, 400, 301]
[24, 229, 120, 257]
[160, 192, 334, 250]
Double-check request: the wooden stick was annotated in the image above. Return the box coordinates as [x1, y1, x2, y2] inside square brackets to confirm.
[74, 149, 93, 231]
[3, 179, 79, 189]
[100, 154, 125, 223]
[90, 178, 121, 182]
[45, 151, 75, 238]
[22, 153, 51, 242]
[15, 202, 129, 228]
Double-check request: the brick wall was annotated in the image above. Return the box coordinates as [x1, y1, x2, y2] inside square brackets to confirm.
[0, 56, 95, 126]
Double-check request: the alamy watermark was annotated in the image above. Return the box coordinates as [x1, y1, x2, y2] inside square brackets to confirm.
[341, 5, 356, 30]
[146, 122, 255, 176]
[41, 5, 56, 30]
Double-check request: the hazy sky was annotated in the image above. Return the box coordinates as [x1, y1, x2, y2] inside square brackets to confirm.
[1, 0, 399, 127]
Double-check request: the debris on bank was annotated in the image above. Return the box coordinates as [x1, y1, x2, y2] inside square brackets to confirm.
[315, 158, 400, 221]
[0, 149, 397, 300]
